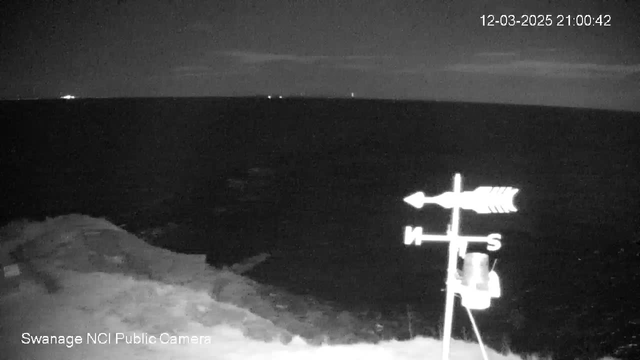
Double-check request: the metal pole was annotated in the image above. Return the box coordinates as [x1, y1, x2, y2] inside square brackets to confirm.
[442, 173, 462, 360]
[465, 306, 490, 360]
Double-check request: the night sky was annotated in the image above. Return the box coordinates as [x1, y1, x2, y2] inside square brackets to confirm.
[1, 0, 639, 112]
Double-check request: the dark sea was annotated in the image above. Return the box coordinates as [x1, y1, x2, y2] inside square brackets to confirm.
[1, 97, 639, 359]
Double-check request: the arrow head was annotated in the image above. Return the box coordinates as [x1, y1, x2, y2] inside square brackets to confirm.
[404, 191, 426, 209]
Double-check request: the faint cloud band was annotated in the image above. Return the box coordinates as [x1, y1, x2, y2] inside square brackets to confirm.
[444, 60, 640, 79]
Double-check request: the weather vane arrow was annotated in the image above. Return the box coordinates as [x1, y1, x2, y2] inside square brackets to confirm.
[403, 186, 519, 214]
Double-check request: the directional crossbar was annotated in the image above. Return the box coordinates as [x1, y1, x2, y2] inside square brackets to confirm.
[404, 226, 502, 250]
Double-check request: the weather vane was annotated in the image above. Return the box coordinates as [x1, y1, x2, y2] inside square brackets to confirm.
[403, 173, 519, 360]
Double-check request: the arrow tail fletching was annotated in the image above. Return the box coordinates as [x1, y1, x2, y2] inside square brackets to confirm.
[469, 186, 519, 214]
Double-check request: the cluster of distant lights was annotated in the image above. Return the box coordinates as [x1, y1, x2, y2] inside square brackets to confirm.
[267, 93, 356, 99]
[54, 94, 358, 100]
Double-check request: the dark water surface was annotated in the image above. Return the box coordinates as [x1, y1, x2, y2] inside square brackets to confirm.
[2, 98, 639, 359]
